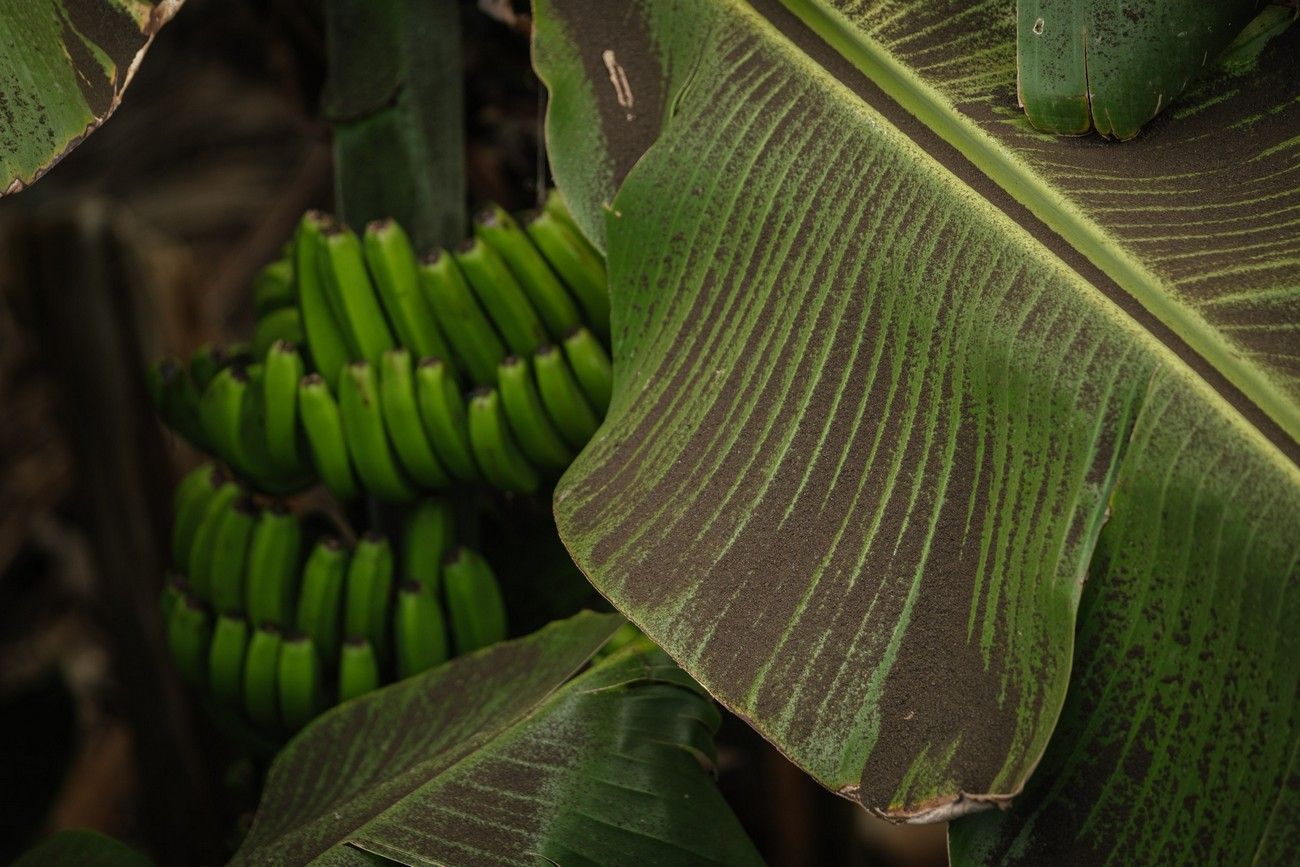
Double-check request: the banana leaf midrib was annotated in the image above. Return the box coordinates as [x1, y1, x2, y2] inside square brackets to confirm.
[767, 0, 1300, 455]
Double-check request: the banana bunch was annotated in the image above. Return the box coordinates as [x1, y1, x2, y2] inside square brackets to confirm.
[149, 192, 613, 498]
[162, 472, 507, 736]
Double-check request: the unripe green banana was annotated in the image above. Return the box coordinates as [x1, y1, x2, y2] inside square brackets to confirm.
[320, 224, 395, 366]
[534, 344, 600, 449]
[252, 306, 305, 362]
[172, 463, 221, 569]
[562, 326, 613, 414]
[298, 373, 360, 500]
[166, 592, 212, 689]
[363, 220, 457, 373]
[187, 480, 241, 603]
[263, 341, 306, 476]
[338, 637, 380, 703]
[526, 209, 610, 340]
[239, 363, 307, 492]
[296, 537, 348, 668]
[149, 358, 207, 448]
[198, 365, 249, 473]
[414, 357, 479, 482]
[159, 574, 185, 626]
[296, 212, 353, 390]
[338, 361, 418, 501]
[394, 581, 449, 679]
[210, 497, 259, 617]
[475, 203, 581, 341]
[541, 188, 586, 240]
[497, 355, 573, 471]
[454, 236, 547, 358]
[208, 614, 250, 709]
[400, 498, 454, 597]
[253, 257, 295, 316]
[243, 625, 283, 731]
[467, 388, 540, 494]
[278, 634, 325, 732]
[246, 505, 302, 629]
[378, 349, 451, 489]
[416, 250, 506, 386]
[442, 547, 507, 655]
[188, 343, 229, 393]
[345, 533, 394, 664]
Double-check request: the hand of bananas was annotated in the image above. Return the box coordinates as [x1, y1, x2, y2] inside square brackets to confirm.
[162, 473, 507, 737]
[148, 193, 613, 498]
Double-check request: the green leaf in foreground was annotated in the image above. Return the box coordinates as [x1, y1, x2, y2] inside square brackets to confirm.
[0, 0, 182, 195]
[233, 610, 762, 867]
[535, 0, 1300, 859]
[12, 829, 152, 867]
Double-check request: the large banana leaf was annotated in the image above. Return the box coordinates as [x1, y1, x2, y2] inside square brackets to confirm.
[534, 0, 1300, 861]
[0, 0, 182, 195]
[232, 611, 762, 866]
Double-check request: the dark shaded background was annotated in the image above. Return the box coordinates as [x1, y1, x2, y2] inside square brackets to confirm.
[0, 1, 946, 864]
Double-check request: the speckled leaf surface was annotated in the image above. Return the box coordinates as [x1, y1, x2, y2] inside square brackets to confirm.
[232, 612, 762, 867]
[1016, 0, 1266, 138]
[0, 0, 182, 194]
[534, 0, 1300, 857]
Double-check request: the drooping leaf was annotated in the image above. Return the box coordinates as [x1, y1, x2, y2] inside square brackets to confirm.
[12, 830, 152, 867]
[232, 611, 763, 867]
[534, 0, 1300, 860]
[0, 0, 182, 195]
[1016, 0, 1267, 138]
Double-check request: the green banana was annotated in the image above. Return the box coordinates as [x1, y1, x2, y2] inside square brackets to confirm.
[562, 326, 613, 414]
[338, 638, 380, 703]
[378, 349, 451, 489]
[149, 358, 207, 448]
[475, 203, 581, 340]
[298, 373, 360, 500]
[198, 366, 248, 473]
[296, 537, 348, 668]
[344, 533, 395, 665]
[467, 388, 540, 494]
[246, 505, 302, 629]
[454, 236, 547, 358]
[414, 357, 479, 482]
[238, 362, 306, 492]
[320, 224, 395, 366]
[188, 343, 229, 393]
[186, 480, 241, 603]
[278, 634, 324, 731]
[209, 497, 258, 617]
[166, 592, 211, 688]
[263, 341, 306, 476]
[526, 209, 610, 340]
[243, 626, 283, 731]
[400, 498, 454, 596]
[253, 257, 295, 316]
[159, 574, 185, 624]
[172, 463, 220, 569]
[251, 306, 304, 362]
[442, 547, 507, 655]
[542, 188, 586, 240]
[209, 614, 250, 709]
[296, 212, 354, 390]
[394, 581, 449, 679]
[416, 250, 506, 385]
[363, 220, 457, 372]
[534, 344, 600, 449]
[497, 355, 573, 471]
[338, 361, 418, 501]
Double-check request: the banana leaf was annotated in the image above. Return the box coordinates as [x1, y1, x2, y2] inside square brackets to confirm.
[232, 611, 762, 866]
[533, 0, 1300, 862]
[0, 0, 182, 195]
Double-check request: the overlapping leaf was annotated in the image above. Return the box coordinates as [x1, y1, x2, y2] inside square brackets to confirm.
[0, 0, 182, 195]
[233, 611, 762, 867]
[534, 0, 1300, 859]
